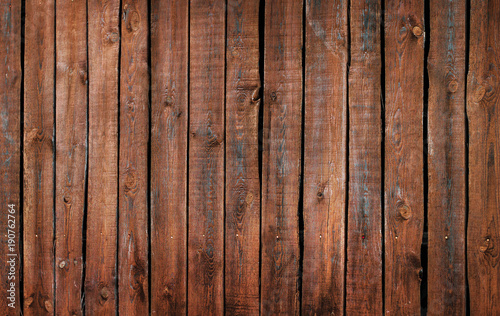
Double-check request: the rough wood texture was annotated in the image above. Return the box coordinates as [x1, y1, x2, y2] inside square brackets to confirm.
[118, 0, 149, 314]
[0, 0, 21, 314]
[86, 0, 120, 313]
[188, 0, 225, 314]
[467, 0, 500, 314]
[150, 0, 188, 314]
[346, 0, 383, 314]
[427, 0, 467, 314]
[302, 0, 347, 314]
[225, 0, 261, 314]
[23, 0, 54, 314]
[384, 0, 425, 314]
[261, 0, 302, 314]
[54, 0, 87, 314]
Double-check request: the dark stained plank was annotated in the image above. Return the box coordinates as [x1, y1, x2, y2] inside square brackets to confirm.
[302, 0, 347, 314]
[0, 0, 21, 314]
[467, 0, 500, 313]
[150, 0, 188, 314]
[384, 0, 425, 314]
[261, 0, 302, 314]
[54, 0, 88, 314]
[23, 0, 55, 314]
[225, 0, 261, 314]
[346, 0, 383, 314]
[118, 0, 149, 314]
[188, 0, 225, 314]
[86, 0, 120, 313]
[427, 0, 467, 313]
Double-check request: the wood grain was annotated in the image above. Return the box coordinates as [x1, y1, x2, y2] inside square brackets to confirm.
[427, 0, 467, 314]
[302, 0, 347, 314]
[384, 0, 425, 314]
[118, 0, 149, 314]
[225, 0, 261, 314]
[346, 0, 383, 314]
[150, 0, 188, 314]
[467, 0, 500, 314]
[188, 0, 225, 314]
[261, 0, 302, 314]
[0, 0, 21, 314]
[23, 0, 54, 314]
[86, 0, 120, 313]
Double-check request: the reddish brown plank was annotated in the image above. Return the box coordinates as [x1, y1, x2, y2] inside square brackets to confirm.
[0, 0, 21, 314]
[86, 0, 120, 313]
[384, 0, 425, 314]
[150, 0, 188, 314]
[54, 0, 87, 314]
[118, 0, 149, 314]
[302, 0, 347, 314]
[225, 0, 261, 314]
[261, 0, 302, 314]
[346, 0, 383, 314]
[467, 0, 500, 313]
[427, 0, 467, 314]
[188, 0, 225, 314]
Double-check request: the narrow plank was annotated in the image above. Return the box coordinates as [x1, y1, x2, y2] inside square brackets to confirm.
[261, 0, 302, 314]
[225, 0, 261, 314]
[384, 0, 425, 314]
[188, 0, 226, 314]
[467, 0, 500, 313]
[54, 0, 87, 314]
[23, 0, 55, 314]
[0, 0, 21, 314]
[150, 0, 188, 314]
[427, 0, 467, 313]
[302, 0, 347, 314]
[86, 0, 120, 313]
[118, 0, 149, 314]
[346, 0, 383, 314]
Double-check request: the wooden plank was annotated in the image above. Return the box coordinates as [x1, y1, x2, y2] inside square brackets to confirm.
[467, 0, 500, 313]
[150, 0, 188, 314]
[86, 0, 120, 313]
[427, 0, 467, 313]
[384, 0, 425, 314]
[346, 0, 383, 314]
[23, 0, 55, 314]
[54, 0, 87, 314]
[225, 0, 261, 314]
[302, 0, 347, 314]
[261, 0, 302, 314]
[188, 0, 225, 314]
[0, 0, 21, 314]
[118, 0, 149, 314]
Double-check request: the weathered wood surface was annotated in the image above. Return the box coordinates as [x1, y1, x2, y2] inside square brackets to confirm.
[346, 0, 383, 314]
[302, 0, 347, 314]
[428, 0, 467, 314]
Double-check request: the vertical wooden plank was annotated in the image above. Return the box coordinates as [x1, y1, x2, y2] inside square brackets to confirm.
[188, 0, 225, 314]
[150, 0, 188, 314]
[427, 0, 467, 314]
[225, 0, 261, 314]
[23, 0, 55, 314]
[384, 0, 424, 314]
[118, 0, 149, 314]
[467, 0, 500, 314]
[54, 0, 87, 314]
[86, 0, 120, 313]
[346, 0, 383, 314]
[261, 0, 302, 314]
[302, 0, 347, 314]
[0, 0, 21, 314]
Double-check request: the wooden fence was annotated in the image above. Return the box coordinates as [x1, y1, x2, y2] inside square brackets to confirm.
[0, 0, 498, 314]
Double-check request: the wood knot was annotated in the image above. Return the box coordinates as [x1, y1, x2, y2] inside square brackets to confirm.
[79, 69, 88, 85]
[480, 238, 492, 253]
[44, 300, 53, 313]
[245, 193, 254, 204]
[165, 96, 174, 107]
[126, 11, 140, 32]
[59, 260, 66, 269]
[397, 202, 412, 220]
[270, 92, 277, 101]
[124, 171, 138, 194]
[473, 85, 486, 103]
[25, 296, 34, 307]
[251, 87, 261, 102]
[100, 287, 110, 300]
[63, 196, 72, 205]
[237, 92, 247, 104]
[447, 80, 458, 93]
[412, 26, 423, 37]
[317, 191, 324, 198]
[107, 32, 120, 43]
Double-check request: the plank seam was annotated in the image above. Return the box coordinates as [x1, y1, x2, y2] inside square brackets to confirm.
[185, 1, 191, 314]
[116, 0, 123, 313]
[20, 0, 25, 313]
[257, 0, 264, 313]
[464, 0, 471, 313]
[380, 0, 386, 312]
